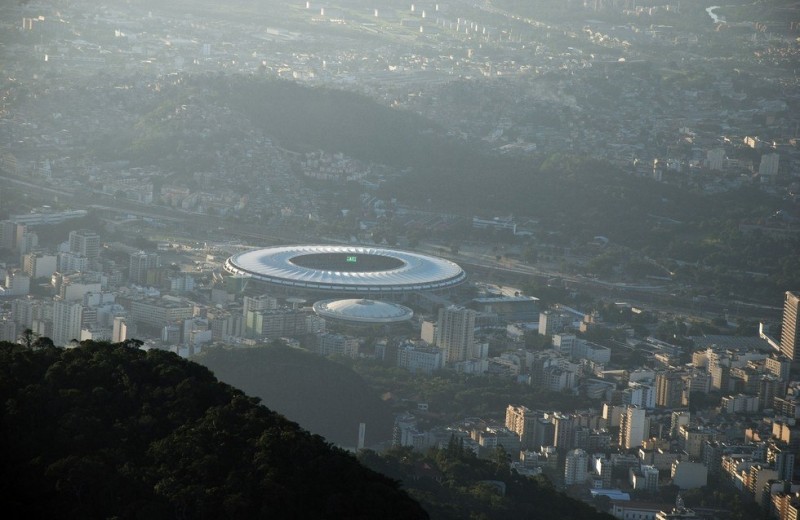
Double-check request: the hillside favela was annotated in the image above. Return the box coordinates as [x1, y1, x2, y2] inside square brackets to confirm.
[1, 0, 800, 518]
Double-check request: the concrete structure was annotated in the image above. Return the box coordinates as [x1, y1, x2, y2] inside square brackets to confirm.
[611, 501, 667, 520]
[707, 148, 724, 171]
[538, 310, 571, 336]
[767, 355, 792, 381]
[112, 316, 127, 342]
[245, 308, 313, 339]
[315, 332, 360, 358]
[68, 229, 100, 260]
[129, 297, 193, 328]
[656, 370, 688, 408]
[721, 394, 760, 414]
[630, 464, 659, 493]
[52, 298, 82, 346]
[243, 294, 278, 315]
[2, 271, 30, 297]
[781, 291, 800, 363]
[592, 454, 613, 488]
[129, 251, 161, 285]
[312, 298, 413, 326]
[506, 405, 539, 449]
[58, 251, 90, 273]
[224, 245, 466, 297]
[9, 209, 87, 226]
[670, 461, 708, 489]
[679, 426, 717, 460]
[759, 152, 780, 177]
[470, 295, 539, 323]
[0, 318, 16, 342]
[670, 411, 691, 438]
[655, 497, 698, 520]
[564, 448, 589, 485]
[624, 382, 656, 409]
[397, 341, 443, 374]
[436, 305, 476, 365]
[23, 252, 58, 279]
[620, 406, 647, 450]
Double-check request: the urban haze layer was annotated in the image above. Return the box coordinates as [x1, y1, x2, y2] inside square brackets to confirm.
[1, 0, 800, 518]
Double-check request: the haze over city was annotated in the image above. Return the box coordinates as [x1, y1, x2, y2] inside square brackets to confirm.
[1, 0, 800, 518]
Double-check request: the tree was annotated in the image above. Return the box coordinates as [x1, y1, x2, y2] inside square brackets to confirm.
[19, 328, 38, 349]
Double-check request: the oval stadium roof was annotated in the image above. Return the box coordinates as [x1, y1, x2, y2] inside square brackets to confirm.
[224, 245, 466, 294]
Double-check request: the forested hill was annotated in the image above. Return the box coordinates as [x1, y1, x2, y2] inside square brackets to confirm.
[0, 340, 427, 519]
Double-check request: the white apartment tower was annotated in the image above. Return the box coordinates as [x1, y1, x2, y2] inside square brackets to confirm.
[52, 298, 83, 347]
[68, 230, 100, 260]
[112, 316, 128, 343]
[620, 406, 647, 450]
[564, 448, 589, 485]
[435, 305, 476, 364]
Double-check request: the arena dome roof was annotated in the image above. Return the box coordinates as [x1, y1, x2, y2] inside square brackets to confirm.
[312, 299, 414, 324]
[223, 245, 466, 295]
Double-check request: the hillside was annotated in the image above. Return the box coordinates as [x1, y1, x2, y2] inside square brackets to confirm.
[0, 340, 427, 519]
[81, 72, 798, 301]
[358, 444, 616, 520]
[195, 343, 395, 447]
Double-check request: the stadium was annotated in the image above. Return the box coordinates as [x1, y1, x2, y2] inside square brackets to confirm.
[312, 299, 414, 326]
[223, 245, 466, 298]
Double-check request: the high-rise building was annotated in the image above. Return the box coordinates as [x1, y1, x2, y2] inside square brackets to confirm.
[243, 294, 278, 316]
[505, 405, 539, 449]
[623, 382, 656, 409]
[0, 318, 17, 342]
[781, 291, 800, 362]
[656, 371, 689, 408]
[436, 305, 475, 364]
[128, 251, 161, 285]
[16, 225, 37, 255]
[766, 354, 792, 381]
[564, 448, 588, 485]
[759, 152, 780, 177]
[244, 309, 310, 339]
[670, 411, 691, 438]
[630, 464, 660, 493]
[533, 417, 555, 449]
[0, 220, 17, 250]
[538, 310, 569, 336]
[68, 230, 100, 260]
[57, 251, 90, 273]
[620, 406, 647, 450]
[112, 316, 127, 343]
[397, 341, 443, 374]
[552, 412, 575, 451]
[22, 252, 58, 279]
[52, 298, 83, 347]
[130, 297, 193, 329]
[316, 332, 360, 358]
[3, 269, 29, 296]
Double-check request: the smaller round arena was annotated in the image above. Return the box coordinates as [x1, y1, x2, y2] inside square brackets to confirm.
[312, 299, 414, 326]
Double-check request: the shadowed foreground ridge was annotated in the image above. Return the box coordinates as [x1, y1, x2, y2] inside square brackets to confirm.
[0, 340, 428, 519]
